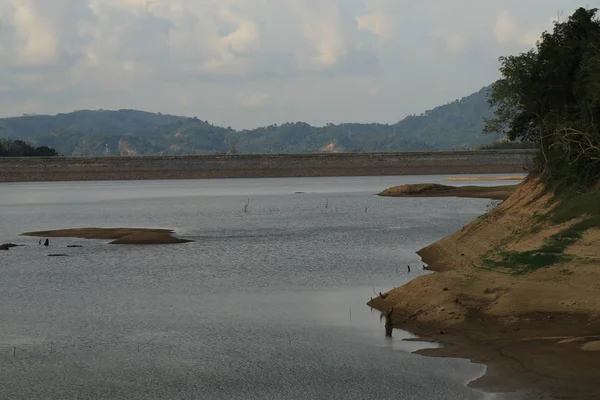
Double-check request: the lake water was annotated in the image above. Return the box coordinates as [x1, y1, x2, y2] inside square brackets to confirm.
[0, 175, 523, 399]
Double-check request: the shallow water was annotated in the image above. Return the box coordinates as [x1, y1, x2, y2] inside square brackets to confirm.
[0, 175, 523, 399]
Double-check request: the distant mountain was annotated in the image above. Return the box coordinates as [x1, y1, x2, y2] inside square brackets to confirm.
[0, 86, 502, 156]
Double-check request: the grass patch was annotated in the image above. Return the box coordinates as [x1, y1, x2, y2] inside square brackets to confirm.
[559, 268, 574, 276]
[482, 216, 600, 275]
[530, 225, 542, 234]
[550, 191, 600, 223]
[531, 213, 548, 223]
[483, 251, 573, 275]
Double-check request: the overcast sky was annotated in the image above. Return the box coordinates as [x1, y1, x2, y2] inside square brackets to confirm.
[0, 0, 590, 128]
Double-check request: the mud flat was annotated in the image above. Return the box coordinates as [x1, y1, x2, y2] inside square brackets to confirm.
[22, 228, 193, 245]
[445, 175, 525, 181]
[369, 179, 600, 399]
[0, 150, 533, 182]
[378, 183, 518, 200]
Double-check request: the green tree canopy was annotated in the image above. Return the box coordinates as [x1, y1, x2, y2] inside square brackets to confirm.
[0, 139, 58, 157]
[485, 7, 600, 187]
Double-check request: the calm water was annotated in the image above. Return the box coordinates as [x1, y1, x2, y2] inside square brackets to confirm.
[0, 175, 523, 399]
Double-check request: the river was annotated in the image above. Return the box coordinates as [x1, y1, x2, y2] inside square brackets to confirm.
[0, 175, 522, 399]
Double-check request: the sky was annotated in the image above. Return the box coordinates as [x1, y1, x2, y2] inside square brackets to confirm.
[0, 0, 593, 129]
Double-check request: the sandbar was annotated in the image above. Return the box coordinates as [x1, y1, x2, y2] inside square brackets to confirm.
[445, 176, 525, 181]
[21, 228, 193, 245]
[378, 183, 518, 200]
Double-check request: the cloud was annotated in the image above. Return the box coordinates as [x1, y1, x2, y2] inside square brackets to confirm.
[356, 0, 394, 40]
[493, 11, 542, 47]
[234, 91, 271, 108]
[0, 0, 590, 129]
[429, 31, 469, 55]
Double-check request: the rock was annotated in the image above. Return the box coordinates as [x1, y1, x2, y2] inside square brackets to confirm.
[0, 244, 9, 251]
[0, 243, 20, 250]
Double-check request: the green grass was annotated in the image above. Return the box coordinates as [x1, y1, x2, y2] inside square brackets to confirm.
[483, 251, 573, 275]
[530, 225, 542, 234]
[550, 190, 600, 223]
[482, 216, 600, 275]
[477, 179, 600, 275]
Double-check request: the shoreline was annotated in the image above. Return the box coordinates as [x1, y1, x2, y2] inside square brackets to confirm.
[369, 178, 600, 399]
[0, 151, 533, 182]
[378, 183, 518, 200]
[21, 228, 193, 245]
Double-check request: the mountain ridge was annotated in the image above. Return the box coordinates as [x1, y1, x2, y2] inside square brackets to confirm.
[0, 85, 502, 156]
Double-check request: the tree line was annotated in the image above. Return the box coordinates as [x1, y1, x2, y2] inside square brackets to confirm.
[486, 7, 600, 189]
[0, 139, 58, 157]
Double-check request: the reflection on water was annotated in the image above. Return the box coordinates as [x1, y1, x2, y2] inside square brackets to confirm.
[0, 175, 523, 399]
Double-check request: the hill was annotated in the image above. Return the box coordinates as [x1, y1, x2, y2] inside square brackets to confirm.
[0, 87, 502, 156]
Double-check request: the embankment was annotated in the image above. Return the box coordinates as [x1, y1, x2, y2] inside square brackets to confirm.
[368, 179, 600, 398]
[0, 150, 533, 182]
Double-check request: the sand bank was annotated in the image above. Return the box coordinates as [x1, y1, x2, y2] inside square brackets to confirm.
[378, 183, 518, 200]
[369, 179, 600, 398]
[445, 175, 526, 181]
[21, 228, 193, 245]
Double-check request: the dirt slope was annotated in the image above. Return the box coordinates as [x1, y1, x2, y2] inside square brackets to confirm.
[368, 178, 600, 398]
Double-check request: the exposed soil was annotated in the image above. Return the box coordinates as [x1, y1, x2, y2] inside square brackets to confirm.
[445, 176, 526, 181]
[378, 183, 518, 200]
[369, 179, 600, 399]
[21, 228, 193, 245]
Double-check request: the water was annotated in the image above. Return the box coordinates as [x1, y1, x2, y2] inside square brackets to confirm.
[0, 175, 523, 399]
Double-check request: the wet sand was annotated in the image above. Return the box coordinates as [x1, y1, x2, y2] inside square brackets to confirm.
[21, 228, 193, 245]
[445, 176, 525, 181]
[378, 183, 518, 200]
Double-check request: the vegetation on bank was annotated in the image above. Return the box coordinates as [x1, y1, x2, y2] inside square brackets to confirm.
[0, 139, 58, 157]
[0, 87, 501, 156]
[433, 7, 600, 276]
[485, 7, 600, 191]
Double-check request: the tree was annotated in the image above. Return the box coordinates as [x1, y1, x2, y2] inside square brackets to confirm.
[485, 7, 600, 187]
[0, 139, 59, 157]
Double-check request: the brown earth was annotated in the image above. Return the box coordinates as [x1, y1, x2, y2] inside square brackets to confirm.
[378, 183, 518, 200]
[445, 176, 526, 181]
[368, 179, 600, 399]
[21, 228, 193, 245]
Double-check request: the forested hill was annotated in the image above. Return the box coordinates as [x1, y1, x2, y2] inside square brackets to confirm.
[0, 86, 502, 156]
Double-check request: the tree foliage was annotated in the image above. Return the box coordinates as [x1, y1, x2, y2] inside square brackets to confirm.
[485, 7, 600, 187]
[0, 139, 58, 157]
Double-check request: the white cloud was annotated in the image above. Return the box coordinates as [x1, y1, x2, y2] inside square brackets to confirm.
[493, 11, 542, 47]
[356, 0, 395, 40]
[234, 91, 271, 108]
[430, 31, 469, 55]
[0, 0, 590, 128]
